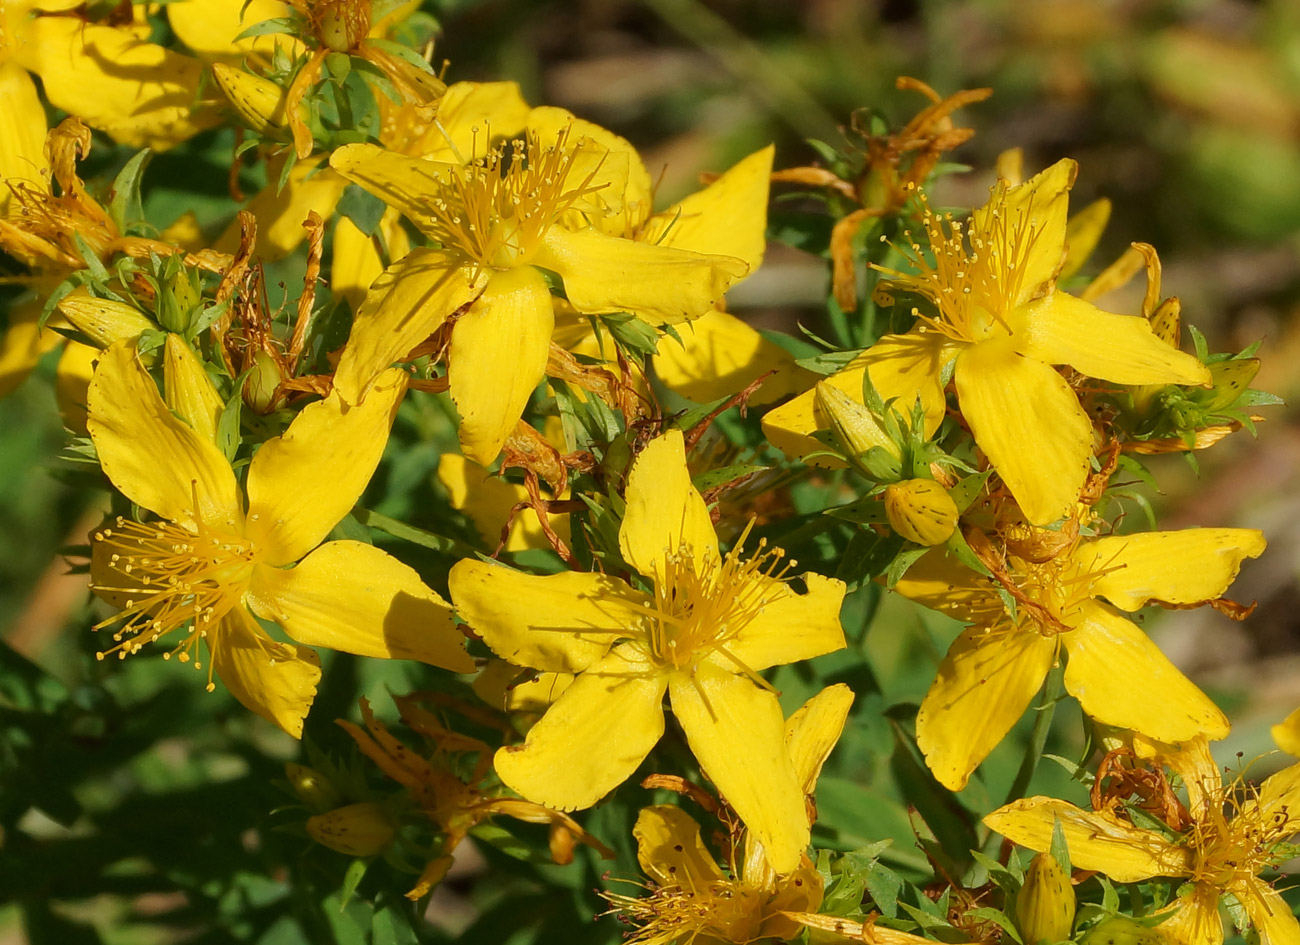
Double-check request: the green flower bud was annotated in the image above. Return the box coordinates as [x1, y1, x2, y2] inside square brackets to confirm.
[1016, 853, 1076, 945]
[285, 762, 342, 812]
[244, 350, 285, 414]
[883, 478, 958, 546]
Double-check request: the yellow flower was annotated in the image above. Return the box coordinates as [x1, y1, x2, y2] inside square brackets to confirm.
[607, 685, 852, 945]
[1275, 709, 1300, 757]
[766, 160, 1211, 526]
[11, 0, 219, 151]
[449, 430, 847, 872]
[86, 341, 473, 736]
[328, 123, 749, 463]
[893, 526, 1265, 790]
[986, 740, 1300, 945]
[436, 452, 571, 553]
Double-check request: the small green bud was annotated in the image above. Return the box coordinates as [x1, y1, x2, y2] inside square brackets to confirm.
[244, 350, 285, 414]
[285, 762, 342, 812]
[1016, 852, 1076, 945]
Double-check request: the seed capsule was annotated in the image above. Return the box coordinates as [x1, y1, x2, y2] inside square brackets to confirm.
[1016, 852, 1076, 945]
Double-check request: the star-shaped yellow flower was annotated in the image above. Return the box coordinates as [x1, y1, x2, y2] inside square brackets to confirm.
[894, 525, 1264, 790]
[449, 430, 847, 872]
[328, 120, 748, 464]
[987, 739, 1300, 945]
[765, 160, 1212, 525]
[87, 341, 473, 736]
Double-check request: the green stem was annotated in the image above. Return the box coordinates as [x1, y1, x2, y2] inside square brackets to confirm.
[1003, 653, 1066, 807]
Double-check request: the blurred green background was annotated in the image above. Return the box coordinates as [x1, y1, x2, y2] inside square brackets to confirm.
[4, 0, 1300, 942]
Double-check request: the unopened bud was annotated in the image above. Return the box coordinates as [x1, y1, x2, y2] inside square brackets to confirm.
[316, 0, 370, 52]
[814, 381, 901, 479]
[212, 63, 293, 139]
[285, 763, 342, 812]
[57, 290, 155, 348]
[1016, 853, 1076, 945]
[164, 335, 224, 445]
[883, 479, 958, 546]
[244, 350, 285, 414]
[306, 802, 396, 856]
[156, 266, 201, 333]
[1080, 917, 1167, 945]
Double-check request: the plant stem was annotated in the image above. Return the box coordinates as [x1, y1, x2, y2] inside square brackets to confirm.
[1003, 653, 1066, 807]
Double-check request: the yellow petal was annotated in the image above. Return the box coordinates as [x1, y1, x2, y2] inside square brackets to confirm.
[973, 158, 1075, 302]
[1257, 760, 1300, 817]
[669, 662, 807, 873]
[494, 646, 667, 810]
[1062, 602, 1229, 742]
[246, 540, 473, 672]
[329, 144, 461, 239]
[88, 341, 241, 528]
[1017, 292, 1211, 386]
[166, 0, 299, 64]
[244, 368, 406, 565]
[633, 805, 726, 888]
[984, 796, 1192, 882]
[27, 19, 219, 150]
[1158, 885, 1226, 945]
[436, 452, 569, 552]
[0, 297, 58, 397]
[1272, 708, 1300, 756]
[533, 225, 748, 325]
[653, 308, 811, 406]
[448, 559, 648, 673]
[891, 548, 1000, 624]
[331, 210, 411, 314]
[760, 332, 947, 465]
[216, 159, 347, 260]
[334, 249, 483, 403]
[1240, 879, 1300, 945]
[1073, 529, 1265, 612]
[641, 145, 775, 272]
[954, 337, 1092, 526]
[0, 63, 48, 212]
[163, 334, 224, 446]
[1059, 197, 1111, 282]
[407, 80, 532, 161]
[917, 625, 1056, 791]
[785, 683, 854, 794]
[619, 429, 718, 582]
[448, 266, 553, 464]
[55, 339, 97, 434]
[211, 606, 321, 738]
[723, 572, 846, 672]
[526, 105, 652, 233]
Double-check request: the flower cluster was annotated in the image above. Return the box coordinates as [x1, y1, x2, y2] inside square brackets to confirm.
[3, 7, 1293, 944]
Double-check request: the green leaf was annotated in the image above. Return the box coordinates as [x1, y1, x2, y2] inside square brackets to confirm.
[233, 15, 295, 40]
[692, 463, 767, 494]
[337, 183, 387, 237]
[599, 311, 659, 358]
[795, 348, 862, 375]
[108, 149, 152, 233]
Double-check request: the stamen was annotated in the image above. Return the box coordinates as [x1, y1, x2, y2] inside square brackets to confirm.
[90, 513, 258, 686]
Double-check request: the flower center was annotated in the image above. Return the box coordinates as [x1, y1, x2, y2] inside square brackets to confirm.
[641, 525, 792, 677]
[604, 878, 765, 945]
[90, 515, 259, 687]
[423, 130, 608, 278]
[1190, 780, 1297, 888]
[877, 183, 1053, 345]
